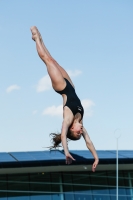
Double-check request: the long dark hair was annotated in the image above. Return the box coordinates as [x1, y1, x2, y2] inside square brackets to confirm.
[49, 129, 79, 150]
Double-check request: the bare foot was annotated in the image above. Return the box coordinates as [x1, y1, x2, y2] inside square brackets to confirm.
[30, 26, 41, 41]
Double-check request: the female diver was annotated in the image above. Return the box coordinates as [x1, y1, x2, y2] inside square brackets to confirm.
[30, 26, 99, 172]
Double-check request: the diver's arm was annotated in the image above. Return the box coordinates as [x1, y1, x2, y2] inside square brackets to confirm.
[61, 119, 70, 155]
[61, 110, 75, 164]
[82, 127, 99, 172]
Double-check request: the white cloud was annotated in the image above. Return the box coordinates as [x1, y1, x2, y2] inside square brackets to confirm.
[66, 69, 82, 77]
[6, 85, 20, 93]
[42, 99, 95, 117]
[32, 110, 38, 115]
[81, 99, 95, 117]
[36, 75, 52, 92]
[42, 105, 63, 116]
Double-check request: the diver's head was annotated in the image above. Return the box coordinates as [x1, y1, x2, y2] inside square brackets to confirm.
[67, 121, 83, 140]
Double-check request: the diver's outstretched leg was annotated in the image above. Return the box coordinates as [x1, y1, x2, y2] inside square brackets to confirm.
[31, 26, 74, 88]
[31, 26, 66, 91]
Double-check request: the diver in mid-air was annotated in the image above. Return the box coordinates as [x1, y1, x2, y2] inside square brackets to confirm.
[31, 26, 99, 172]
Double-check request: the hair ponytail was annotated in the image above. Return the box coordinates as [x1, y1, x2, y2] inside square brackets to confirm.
[49, 133, 62, 150]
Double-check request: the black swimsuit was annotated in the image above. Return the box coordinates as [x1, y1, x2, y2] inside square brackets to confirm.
[55, 78, 84, 119]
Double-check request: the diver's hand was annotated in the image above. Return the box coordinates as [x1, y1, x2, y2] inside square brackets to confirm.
[65, 152, 76, 164]
[92, 159, 99, 172]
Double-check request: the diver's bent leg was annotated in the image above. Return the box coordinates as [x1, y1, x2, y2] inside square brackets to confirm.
[31, 26, 66, 91]
[34, 27, 75, 88]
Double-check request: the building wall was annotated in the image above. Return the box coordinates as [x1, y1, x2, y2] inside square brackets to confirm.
[0, 170, 133, 200]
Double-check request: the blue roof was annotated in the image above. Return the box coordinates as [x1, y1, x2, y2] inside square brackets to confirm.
[0, 150, 133, 168]
[0, 152, 16, 162]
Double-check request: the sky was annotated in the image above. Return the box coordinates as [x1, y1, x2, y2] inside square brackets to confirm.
[0, 1, 133, 153]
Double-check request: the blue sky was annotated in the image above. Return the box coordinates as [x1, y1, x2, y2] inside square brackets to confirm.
[0, 1, 133, 152]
